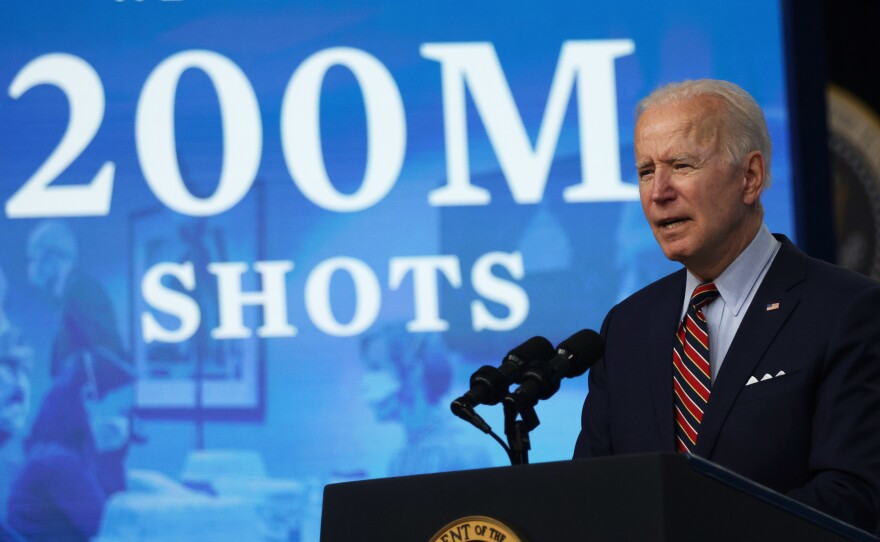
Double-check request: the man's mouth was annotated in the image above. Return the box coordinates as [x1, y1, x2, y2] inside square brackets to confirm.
[658, 218, 688, 229]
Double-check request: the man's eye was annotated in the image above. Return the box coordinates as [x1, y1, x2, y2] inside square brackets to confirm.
[674, 163, 692, 170]
[638, 169, 654, 180]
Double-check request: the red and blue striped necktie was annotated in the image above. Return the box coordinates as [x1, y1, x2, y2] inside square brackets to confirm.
[673, 282, 720, 453]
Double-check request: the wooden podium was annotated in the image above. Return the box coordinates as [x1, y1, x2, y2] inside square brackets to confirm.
[321, 453, 878, 541]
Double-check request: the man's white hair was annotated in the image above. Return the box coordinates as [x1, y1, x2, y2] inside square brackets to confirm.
[636, 79, 773, 187]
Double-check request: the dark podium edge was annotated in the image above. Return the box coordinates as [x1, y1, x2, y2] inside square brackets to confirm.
[684, 454, 877, 541]
[321, 453, 879, 541]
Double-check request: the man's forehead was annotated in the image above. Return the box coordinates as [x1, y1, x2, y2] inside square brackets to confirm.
[638, 96, 723, 130]
[635, 100, 724, 154]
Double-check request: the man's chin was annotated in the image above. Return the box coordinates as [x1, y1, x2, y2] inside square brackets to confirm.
[657, 245, 692, 267]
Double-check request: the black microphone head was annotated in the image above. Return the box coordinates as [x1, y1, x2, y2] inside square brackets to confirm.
[557, 329, 604, 378]
[492, 336, 554, 393]
[459, 336, 555, 409]
[506, 336, 554, 368]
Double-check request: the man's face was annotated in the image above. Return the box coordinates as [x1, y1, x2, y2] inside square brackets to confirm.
[27, 242, 61, 294]
[635, 96, 763, 280]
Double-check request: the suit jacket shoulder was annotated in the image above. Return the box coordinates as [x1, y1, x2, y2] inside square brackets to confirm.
[611, 267, 686, 318]
[574, 267, 687, 457]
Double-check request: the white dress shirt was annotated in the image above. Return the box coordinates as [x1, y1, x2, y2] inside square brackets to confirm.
[680, 224, 781, 381]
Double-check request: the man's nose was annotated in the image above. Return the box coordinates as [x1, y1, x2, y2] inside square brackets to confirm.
[651, 168, 676, 203]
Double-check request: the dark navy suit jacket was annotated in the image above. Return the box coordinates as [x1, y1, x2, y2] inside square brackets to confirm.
[574, 236, 880, 532]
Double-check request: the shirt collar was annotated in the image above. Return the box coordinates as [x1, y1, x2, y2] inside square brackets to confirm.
[684, 224, 780, 316]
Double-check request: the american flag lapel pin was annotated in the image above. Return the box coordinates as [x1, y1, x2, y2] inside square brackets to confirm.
[766, 302, 780, 311]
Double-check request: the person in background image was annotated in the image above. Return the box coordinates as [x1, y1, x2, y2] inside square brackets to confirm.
[361, 326, 492, 477]
[0, 354, 30, 537]
[26, 221, 126, 381]
[5, 221, 138, 541]
[1, 264, 31, 542]
[6, 350, 134, 542]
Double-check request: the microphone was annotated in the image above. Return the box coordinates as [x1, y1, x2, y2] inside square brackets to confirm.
[451, 336, 555, 422]
[506, 329, 604, 411]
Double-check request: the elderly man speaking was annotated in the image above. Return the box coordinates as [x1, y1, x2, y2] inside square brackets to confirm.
[574, 79, 880, 533]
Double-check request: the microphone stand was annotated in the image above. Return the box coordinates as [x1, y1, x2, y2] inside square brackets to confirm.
[503, 395, 540, 466]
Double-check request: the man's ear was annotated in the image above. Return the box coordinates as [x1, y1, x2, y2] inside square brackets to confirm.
[742, 151, 765, 205]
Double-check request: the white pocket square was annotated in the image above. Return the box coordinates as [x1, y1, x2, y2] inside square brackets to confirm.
[746, 370, 787, 386]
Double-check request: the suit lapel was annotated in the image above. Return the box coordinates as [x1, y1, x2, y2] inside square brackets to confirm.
[648, 270, 687, 451]
[693, 236, 806, 457]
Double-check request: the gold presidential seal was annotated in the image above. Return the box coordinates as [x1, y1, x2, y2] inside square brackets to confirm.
[428, 515, 524, 542]
[827, 84, 880, 280]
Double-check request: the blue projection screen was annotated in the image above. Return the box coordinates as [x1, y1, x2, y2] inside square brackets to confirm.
[1, 1, 794, 540]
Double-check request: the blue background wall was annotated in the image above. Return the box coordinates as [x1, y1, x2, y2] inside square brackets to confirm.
[0, 1, 794, 540]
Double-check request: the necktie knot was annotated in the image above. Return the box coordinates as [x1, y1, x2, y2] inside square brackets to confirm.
[690, 282, 719, 310]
